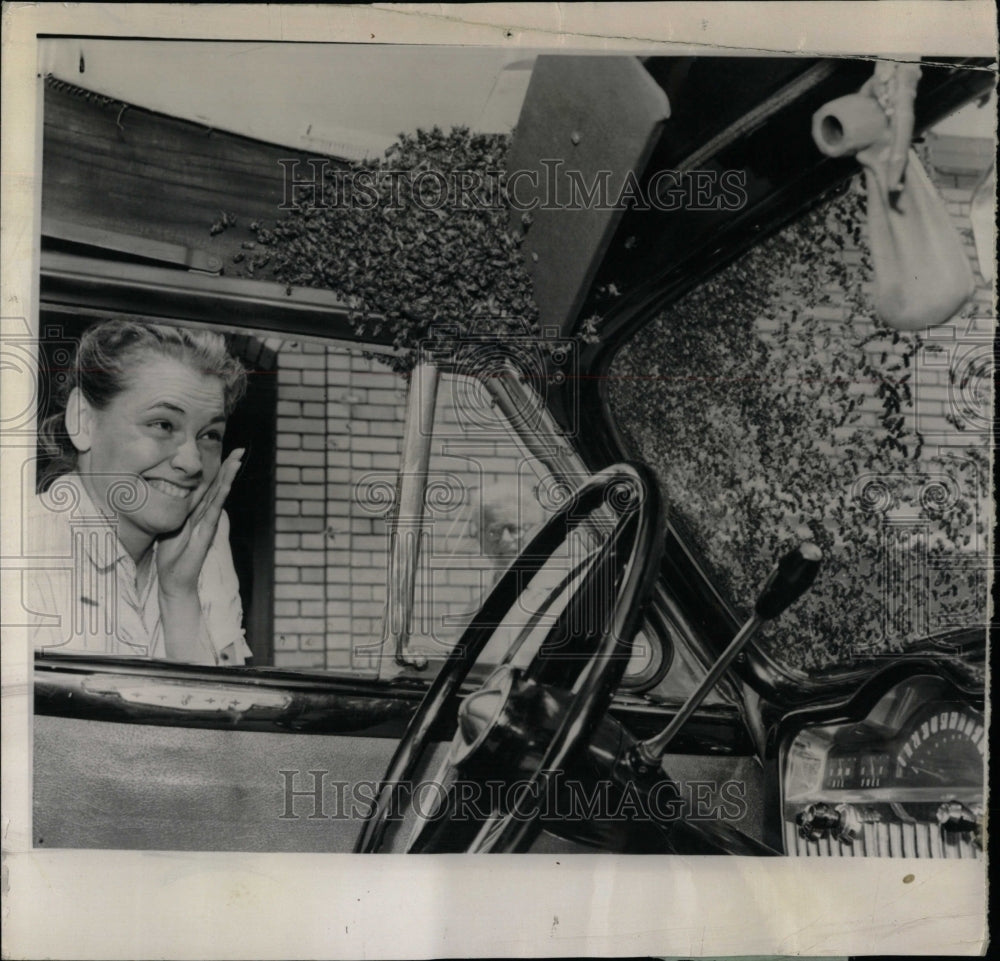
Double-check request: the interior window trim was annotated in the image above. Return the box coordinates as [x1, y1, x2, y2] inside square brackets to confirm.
[39, 248, 400, 354]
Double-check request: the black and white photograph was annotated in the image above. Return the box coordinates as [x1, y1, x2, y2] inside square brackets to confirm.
[1, 3, 994, 958]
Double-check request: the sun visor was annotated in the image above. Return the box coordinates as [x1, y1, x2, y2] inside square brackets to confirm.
[507, 56, 670, 337]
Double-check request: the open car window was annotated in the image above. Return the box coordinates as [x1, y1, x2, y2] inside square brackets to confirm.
[35, 313, 682, 694]
[34, 319, 594, 675]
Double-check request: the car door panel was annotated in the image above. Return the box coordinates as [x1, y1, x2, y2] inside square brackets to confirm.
[34, 714, 394, 852]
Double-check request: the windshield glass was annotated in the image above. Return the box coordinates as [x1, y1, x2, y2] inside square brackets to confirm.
[609, 168, 991, 673]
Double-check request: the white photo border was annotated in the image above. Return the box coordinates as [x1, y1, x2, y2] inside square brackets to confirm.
[2, 4, 994, 958]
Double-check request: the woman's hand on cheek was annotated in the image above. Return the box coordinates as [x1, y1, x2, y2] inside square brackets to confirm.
[156, 447, 245, 599]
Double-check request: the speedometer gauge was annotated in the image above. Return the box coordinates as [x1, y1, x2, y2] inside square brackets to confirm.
[894, 703, 984, 819]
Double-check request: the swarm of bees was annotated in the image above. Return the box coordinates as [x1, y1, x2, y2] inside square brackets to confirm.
[209, 210, 238, 236]
[210, 127, 553, 373]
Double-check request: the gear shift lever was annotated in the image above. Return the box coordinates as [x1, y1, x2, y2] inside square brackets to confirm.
[632, 542, 821, 768]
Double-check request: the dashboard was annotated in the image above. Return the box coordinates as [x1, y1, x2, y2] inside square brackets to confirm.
[780, 674, 984, 858]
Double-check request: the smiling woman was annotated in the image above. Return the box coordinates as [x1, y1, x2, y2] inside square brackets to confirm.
[29, 319, 252, 665]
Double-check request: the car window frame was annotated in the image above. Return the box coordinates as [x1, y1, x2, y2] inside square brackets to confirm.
[37, 245, 623, 683]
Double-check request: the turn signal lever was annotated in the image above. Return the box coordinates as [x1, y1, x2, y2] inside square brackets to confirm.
[631, 543, 821, 770]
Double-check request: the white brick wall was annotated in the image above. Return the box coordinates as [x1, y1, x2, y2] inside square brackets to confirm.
[272, 342, 406, 672]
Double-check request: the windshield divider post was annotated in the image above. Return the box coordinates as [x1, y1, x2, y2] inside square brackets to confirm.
[382, 360, 440, 672]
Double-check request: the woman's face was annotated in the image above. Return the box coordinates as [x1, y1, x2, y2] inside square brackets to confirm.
[75, 354, 228, 553]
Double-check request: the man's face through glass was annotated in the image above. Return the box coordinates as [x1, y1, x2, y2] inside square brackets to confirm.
[481, 501, 522, 563]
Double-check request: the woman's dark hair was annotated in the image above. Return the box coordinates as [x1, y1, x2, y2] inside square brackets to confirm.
[40, 319, 248, 486]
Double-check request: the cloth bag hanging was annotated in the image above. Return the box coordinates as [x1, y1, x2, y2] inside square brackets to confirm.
[811, 62, 974, 331]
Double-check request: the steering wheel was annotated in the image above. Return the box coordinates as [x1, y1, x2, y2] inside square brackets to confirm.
[356, 462, 663, 853]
